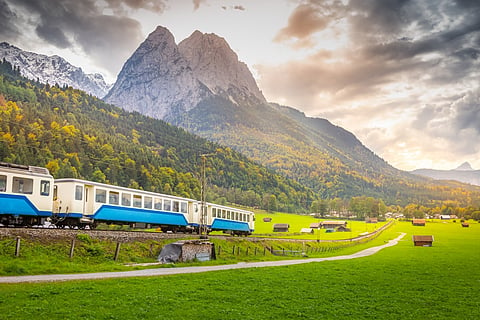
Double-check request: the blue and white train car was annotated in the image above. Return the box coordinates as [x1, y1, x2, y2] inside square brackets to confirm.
[204, 203, 254, 236]
[0, 162, 54, 226]
[54, 179, 195, 232]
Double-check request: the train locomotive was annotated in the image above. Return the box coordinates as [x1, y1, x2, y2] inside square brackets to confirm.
[0, 162, 254, 235]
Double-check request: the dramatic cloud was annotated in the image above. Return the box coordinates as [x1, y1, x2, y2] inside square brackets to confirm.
[0, 0, 167, 77]
[259, 0, 480, 170]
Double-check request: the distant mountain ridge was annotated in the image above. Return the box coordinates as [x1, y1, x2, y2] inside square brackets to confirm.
[411, 162, 480, 186]
[0, 42, 111, 98]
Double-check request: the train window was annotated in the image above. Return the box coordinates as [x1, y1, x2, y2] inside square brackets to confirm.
[144, 196, 152, 209]
[235, 212, 239, 221]
[13, 177, 33, 194]
[109, 191, 119, 205]
[164, 199, 171, 211]
[212, 208, 216, 217]
[40, 180, 50, 196]
[75, 186, 83, 200]
[227, 211, 231, 219]
[154, 198, 162, 210]
[222, 209, 226, 219]
[133, 195, 142, 208]
[122, 193, 131, 206]
[172, 201, 179, 212]
[180, 202, 188, 214]
[0, 175, 6, 192]
[95, 189, 107, 203]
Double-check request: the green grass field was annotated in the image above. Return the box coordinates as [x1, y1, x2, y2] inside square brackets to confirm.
[253, 212, 386, 239]
[0, 220, 478, 319]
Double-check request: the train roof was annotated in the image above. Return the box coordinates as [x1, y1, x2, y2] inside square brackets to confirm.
[0, 162, 52, 177]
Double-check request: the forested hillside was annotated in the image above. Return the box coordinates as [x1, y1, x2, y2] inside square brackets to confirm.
[0, 60, 315, 212]
[174, 95, 480, 208]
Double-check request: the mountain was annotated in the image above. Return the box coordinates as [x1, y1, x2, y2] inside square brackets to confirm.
[0, 42, 110, 98]
[106, 26, 445, 204]
[105, 27, 265, 120]
[411, 162, 480, 186]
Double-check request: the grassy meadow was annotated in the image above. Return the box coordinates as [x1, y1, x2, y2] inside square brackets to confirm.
[0, 220, 478, 319]
[253, 212, 386, 239]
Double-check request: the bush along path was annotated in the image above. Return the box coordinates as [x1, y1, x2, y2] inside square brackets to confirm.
[0, 233, 406, 283]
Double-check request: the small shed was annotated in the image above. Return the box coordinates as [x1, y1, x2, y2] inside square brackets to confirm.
[300, 228, 314, 234]
[310, 222, 321, 229]
[263, 217, 272, 222]
[321, 221, 346, 229]
[366, 217, 378, 223]
[273, 223, 290, 232]
[462, 222, 469, 228]
[337, 225, 351, 232]
[158, 240, 214, 263]
[412, 219, 426, 226]
[412, 235, 434, 247]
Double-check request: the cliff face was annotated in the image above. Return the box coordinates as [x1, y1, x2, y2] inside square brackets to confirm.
[105, 27, 211, 119]
[105, 27, 265, 120]
[178, 30, 266, 106]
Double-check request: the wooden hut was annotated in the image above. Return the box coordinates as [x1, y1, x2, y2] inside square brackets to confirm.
[412, 219, 426, 226]
[263, 217, 272, 222]
[321, 221, 346, 229]
[365, 217, 378, 223]
[273, 223, 290, 232]
[309, 222, 321, 229]
[300, 228, 314, 234]
[462, 222, 470, 228]
[412, 235, 434, 247]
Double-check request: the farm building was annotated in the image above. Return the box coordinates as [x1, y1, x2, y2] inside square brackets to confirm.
[412, 219, 426, 226]
[263, 217, 272, 222]
[365, 217, 378, 223]
[273, 223, 290, 232]
[462, 222, 469, 228]
[412, 235, 434, 247]
[300, 228, 314, 234]
[337, 225, 351, 232]
[310, 222, 321, 229]
[321, 221, 346, 229]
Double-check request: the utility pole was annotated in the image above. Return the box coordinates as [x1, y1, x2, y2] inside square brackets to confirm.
[199, 153, 214, 238]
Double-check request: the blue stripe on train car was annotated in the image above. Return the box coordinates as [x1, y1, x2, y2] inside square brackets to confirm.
[57, 213, 84, 219]
[211, 218, 250, 232]
[92, 205, 188, 226]
[0, 193, 50, 216]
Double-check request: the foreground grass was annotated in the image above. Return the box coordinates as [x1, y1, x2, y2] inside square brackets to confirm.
[0, 221, 478, 319]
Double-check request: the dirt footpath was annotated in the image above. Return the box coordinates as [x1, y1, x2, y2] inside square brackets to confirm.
[0, 233, 406, 284]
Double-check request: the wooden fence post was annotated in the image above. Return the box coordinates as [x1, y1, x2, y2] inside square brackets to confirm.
[114, 242, 121, 261]
[15, 236, 21, 257]
[69, 239, 75, 259]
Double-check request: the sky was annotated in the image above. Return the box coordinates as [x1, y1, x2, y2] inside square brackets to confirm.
[1, 0, 479, 172]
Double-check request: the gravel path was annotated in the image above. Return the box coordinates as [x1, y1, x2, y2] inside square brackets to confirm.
[0, 233, 406, 283]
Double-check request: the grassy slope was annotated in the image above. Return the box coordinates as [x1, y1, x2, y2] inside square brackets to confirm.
[0, 221, 478, 319]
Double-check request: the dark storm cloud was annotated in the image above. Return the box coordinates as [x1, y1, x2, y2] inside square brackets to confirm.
[0, 0, 20, 39]
[2, 0, 168, 75]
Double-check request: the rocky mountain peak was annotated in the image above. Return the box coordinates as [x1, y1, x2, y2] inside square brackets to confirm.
[0, 42, 111, 98]
[105, 26, 211, 120]
[178, 30, 266, 105]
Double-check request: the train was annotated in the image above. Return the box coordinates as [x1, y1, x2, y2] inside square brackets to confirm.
[0, 162, 254, 235]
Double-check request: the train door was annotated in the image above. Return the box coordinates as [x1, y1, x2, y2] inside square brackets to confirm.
[84, 185, 95, 215]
